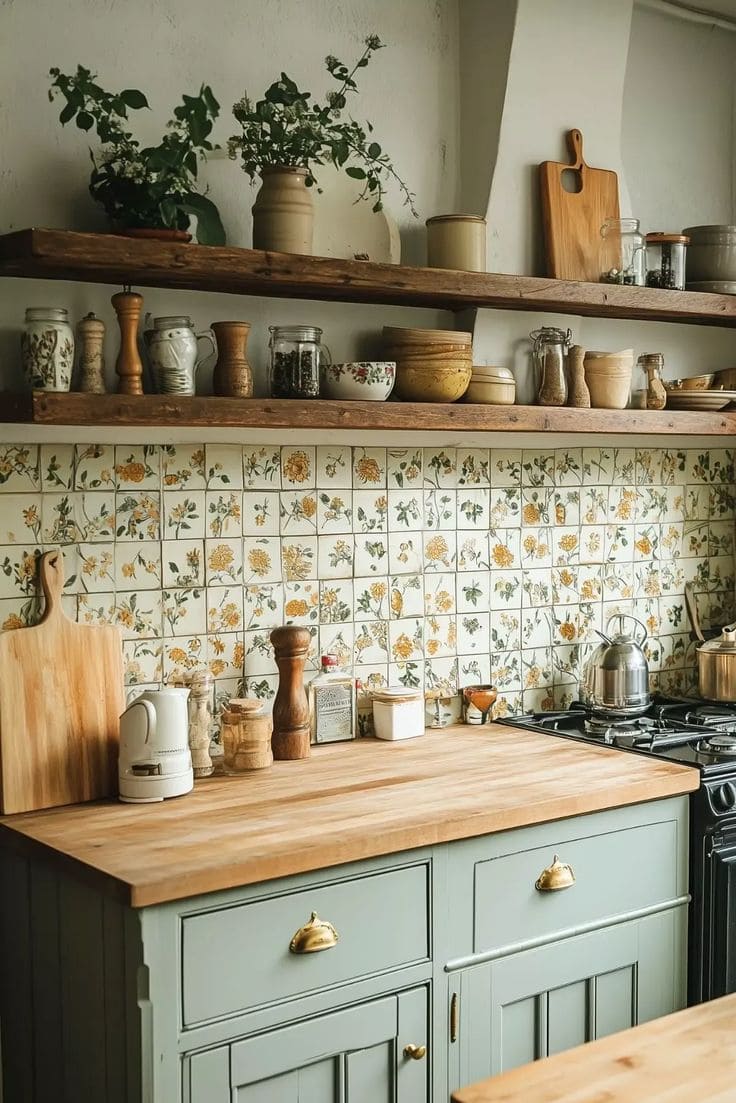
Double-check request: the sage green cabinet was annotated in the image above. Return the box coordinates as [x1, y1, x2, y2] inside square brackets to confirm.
[0, 795, 690, 1103]
[185, 987, 428, 1103]
[446, 909, 685, 1092]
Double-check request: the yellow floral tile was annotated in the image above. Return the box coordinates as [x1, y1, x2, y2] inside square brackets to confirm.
[163, 587, 206, 636]
[355, 577, 390, 621]
[243, 491, 280, 536]
[354, 665, 389, 702]
[74, 445, 116, 491]
[207, 587, 244, 634]
[124, 639, 163, 686]
[280, 491, 318, 535]
[208, 631, 245, 679]
[425, 574, 456, 617]
[162, 636, 205, 682]
[423, 531, 455, 572]
[353, 620, 389, 663]
[489, 572, 522, 610]
[161, 540, 205, 589]
[521, 528, 552, 568]
[283, 582, 319, 624]
[114, 542, 162, 591]
[388, 534, 422, 576]
[317, 446, 352, 488]
[281, 446, 315, 488]
[243, 583, 283, 630]
[389, 618, 423, 663]
[319, 580, 353, 624]
[425, 614, 456, 658]
[243, 537, 281, 584]
[0, 494, 42, 543]
[317, 490, 353, 534]
[78, 543, 115, 592]
[206, 491, 242, 538]
[282, 537, 318, 581]
[161, 444, 206, 489]
[553, 528, 580, 566]
[205, 444, 243, 489]
[162, 491, 205, 539]
[388, 574, 424, 620]
[352, 447, 386, 489]
[41, 444, 74, 490]
[115, 492, 160, 541]
[0, 546, 41, 599]
[353, 490, 389, 533]
[114, 446, 159, 490]
[423, 448, 455, 489]
[114, 592, 163, 639]
[243, 629, 276, 676]
[205, 538, 242, 585]
[0, 595, 42, 631]
[0, 445, 40, 490]
[387, 447, 422, 488]
[242, 445, 281, 489]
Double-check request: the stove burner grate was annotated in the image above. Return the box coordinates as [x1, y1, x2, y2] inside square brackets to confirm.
[700, 732, 736, 757]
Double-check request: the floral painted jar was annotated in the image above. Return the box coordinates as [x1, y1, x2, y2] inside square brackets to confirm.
[21, 308, 74, 391]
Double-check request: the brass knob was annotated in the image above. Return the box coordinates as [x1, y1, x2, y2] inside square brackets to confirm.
[403, 1043, 427, 1061]
[289, 911, 339, 954]
[535, 854, 575, 892]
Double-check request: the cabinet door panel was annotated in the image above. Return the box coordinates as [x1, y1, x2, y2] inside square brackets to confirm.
[547, 979, 588, 1056]
[500, 996, 537, 1071]
[595, 965, 635, 1039]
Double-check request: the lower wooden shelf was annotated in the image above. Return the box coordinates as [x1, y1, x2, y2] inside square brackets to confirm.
[2, 391, 736, 436]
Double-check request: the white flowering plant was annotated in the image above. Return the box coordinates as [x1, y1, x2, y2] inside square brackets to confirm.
[228, 36, 416, 216]
[49, 66, 225, 245]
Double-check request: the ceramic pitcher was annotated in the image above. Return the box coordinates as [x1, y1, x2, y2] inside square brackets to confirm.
[143, 315, 214, 396]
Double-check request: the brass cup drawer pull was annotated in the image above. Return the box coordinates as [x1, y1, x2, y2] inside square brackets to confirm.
[535, 854, 575, 892]
[289, 911, 339, 954]
[403, 1043, 427, 1061]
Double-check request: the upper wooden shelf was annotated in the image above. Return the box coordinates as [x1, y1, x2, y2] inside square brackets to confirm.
[3, 391, 736, 436]
[3, 228, 736, 326]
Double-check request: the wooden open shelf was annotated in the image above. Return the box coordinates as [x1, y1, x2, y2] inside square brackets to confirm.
[3, 228, 736, 326]
[3, 391, 736, 436]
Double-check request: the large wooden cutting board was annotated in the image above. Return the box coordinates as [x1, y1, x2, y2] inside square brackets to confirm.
[540, 128, 620, 282]
[0, 551, 124, 813]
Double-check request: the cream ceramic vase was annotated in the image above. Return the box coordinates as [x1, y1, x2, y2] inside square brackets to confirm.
[21, 307, 75, 391]
[252, 166, 314, 255]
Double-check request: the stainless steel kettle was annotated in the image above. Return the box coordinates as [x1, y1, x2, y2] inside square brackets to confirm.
[581, 613, 651, 717]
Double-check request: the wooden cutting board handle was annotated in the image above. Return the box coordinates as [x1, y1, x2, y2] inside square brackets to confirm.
[566, 128, 585, 171]
[37, 550, 66, 624]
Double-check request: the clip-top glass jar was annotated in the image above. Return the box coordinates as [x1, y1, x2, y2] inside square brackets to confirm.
[268, 325, 331, 398]
[530, 326, 571, 407]
[645, 234, 688, 290]
[600, 218, 646, 286]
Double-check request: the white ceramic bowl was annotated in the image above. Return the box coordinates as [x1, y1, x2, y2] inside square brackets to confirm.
[322, 361, 396, 401]
[465, 367, 516, 405]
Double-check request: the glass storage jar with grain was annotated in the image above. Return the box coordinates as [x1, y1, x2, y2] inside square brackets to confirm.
[268, 325, 330, 398]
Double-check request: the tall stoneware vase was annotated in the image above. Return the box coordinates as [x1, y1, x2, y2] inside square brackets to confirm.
[252, 166, 314, 255]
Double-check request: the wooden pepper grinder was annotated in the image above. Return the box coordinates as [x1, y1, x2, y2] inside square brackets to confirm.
[76, 312, 107, 393]
[567, 344, 591, 408]
[270, 625, 312, 760]
[111, 289, 144, 395]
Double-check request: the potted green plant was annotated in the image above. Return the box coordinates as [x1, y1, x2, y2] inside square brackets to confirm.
[49, 65, 225, 245]
[227, 35, 416, 255]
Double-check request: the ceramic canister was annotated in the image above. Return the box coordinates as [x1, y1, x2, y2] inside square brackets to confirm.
[21, 307, 75, 391]
[144, 316, 214, 396]
[426, 215, 487, 272]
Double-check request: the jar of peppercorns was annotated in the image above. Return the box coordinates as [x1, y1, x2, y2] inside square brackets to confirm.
[645, 233, 689, 290]
[268, 325, 331, 398]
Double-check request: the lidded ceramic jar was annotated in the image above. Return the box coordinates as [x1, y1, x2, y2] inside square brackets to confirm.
[144, 315, 214, 396]
[426, 214, 487, 272]
[21, 307, 74, 391]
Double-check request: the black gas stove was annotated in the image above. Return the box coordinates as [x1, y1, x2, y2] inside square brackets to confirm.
[502, 695, 736, 1005]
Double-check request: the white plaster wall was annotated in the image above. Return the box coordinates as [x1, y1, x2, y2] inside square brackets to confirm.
[623, 3, 736, 230]
[0, 0, 460, 391]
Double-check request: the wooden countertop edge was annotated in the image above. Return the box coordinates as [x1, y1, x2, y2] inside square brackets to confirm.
[0, 758, 699, 909]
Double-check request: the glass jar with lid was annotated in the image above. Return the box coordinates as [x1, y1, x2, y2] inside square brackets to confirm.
[645, 233, 688, 290]
[268, 325, 331, 398]
[529, 326, 571, 406]
[600, 218, 646, 286]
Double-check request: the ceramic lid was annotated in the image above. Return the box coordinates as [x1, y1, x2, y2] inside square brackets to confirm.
[471, 365, 515, 382]
[372, 686, 422, 703]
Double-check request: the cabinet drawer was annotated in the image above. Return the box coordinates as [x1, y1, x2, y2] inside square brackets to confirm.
[473, 819, 678, 954]
[181, 862, 429, 1027]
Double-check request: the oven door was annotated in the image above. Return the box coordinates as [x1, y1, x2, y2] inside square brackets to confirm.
[702, 831, 736, 1001]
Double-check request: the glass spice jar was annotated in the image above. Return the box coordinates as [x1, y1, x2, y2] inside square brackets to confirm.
[645, 233, 688, 290]
[268, 325, 331, 399]
[600, 218, 646, 286]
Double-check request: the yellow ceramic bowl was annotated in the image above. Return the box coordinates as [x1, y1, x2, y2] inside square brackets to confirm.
[394, 363, 472, 403]
[664, 373, 715, 391]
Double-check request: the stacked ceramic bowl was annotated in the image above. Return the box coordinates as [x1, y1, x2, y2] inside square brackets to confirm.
[464, 365, 516, 404]
[584, 349, 634, 410]
[383, 326, 472, 402]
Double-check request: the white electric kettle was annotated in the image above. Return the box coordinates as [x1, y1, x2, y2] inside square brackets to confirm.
[118, 688, 193, 803]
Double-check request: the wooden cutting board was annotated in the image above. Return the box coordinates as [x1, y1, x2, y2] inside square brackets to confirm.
[0, 551, 124, 813]
[540, 128, 620, 282]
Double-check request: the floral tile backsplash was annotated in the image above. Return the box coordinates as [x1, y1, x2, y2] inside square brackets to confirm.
[1, 441, 734, 731]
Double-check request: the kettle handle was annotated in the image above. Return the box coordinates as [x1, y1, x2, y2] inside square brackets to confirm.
[120, 697, 157, 746]
[605, 612, 647, 644]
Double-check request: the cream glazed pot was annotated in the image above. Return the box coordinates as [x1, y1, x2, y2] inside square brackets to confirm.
[21, 307, 75, 391]
[252, 166, 314, 255]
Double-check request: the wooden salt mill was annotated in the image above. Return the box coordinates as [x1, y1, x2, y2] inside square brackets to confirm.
[111, 289, 144, 395]
[270, 625, 312, 760]
[76, 312, 106, 393]
[567, 344, 591, 408]
[212, 321, 253, 398]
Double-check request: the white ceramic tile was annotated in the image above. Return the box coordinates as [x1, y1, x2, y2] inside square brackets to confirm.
[204, 538, 243, 585]
[162, 540, 205, 588]
[280, 490, 319, 535]
[206, 490, 243, 538]
[353, 447, 387, 489]
[316, 445, 352, 488]
[387, 447, 423, 489]
[423, 447, 455, 488]
[114, 542, 162, 591]
[354, 577, 391, 621]
[424, 488, 456, 531]
[162, 491, 206, 540]
[206, 444, 244, 489]
[243, 583, 284, 630]
[281, 446, 315, 488]
[0, 494, 42, 544]
[41, 444, 74, 490]
[319, 579, 354, 624]
[317, 489, 353, 534]
[242, 491, 280, 536]
[318, 534, 355, 578]
[115, 491, 161, 541]
[114, 446, 160, 490]
[242, 445, 281, 488]
[456, 532, 489, 573]
[281, 536, 318, 581]
[206, 586, 244, 634]
[388, 574, 424, 619]
[243, 537, 281, 583]
[0, 445, 40, 490]
[457, 449, 490, 487]
[160, 444, 207, 489]
[162, 587, 207, 636]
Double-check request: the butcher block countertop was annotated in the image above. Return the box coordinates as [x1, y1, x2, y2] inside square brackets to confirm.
[0, 724, 698, 907]
[452, 992, 736, 1103]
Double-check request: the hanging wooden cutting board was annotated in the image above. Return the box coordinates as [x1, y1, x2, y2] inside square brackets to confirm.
[540, 128, 620, 282]
[0, 551, 124, 813]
